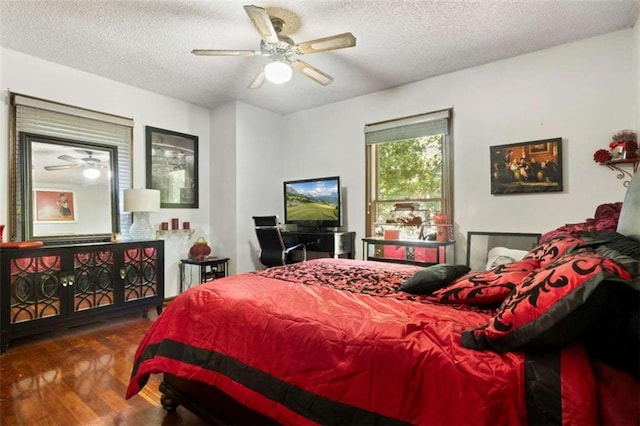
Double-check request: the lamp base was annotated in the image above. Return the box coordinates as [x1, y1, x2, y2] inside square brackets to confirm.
[129, 212, 154, 241]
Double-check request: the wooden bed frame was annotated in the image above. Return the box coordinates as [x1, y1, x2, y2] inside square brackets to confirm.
[159, 373, 276, 425]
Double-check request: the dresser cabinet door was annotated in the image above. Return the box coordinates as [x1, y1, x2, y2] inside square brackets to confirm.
[122, 244, 161, 303]
[72, 248, 116, 313]
[8, 254, 64, 324]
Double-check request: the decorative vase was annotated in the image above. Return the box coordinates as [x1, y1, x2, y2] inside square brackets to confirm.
[436, 225, 452, 242]
[432, 213, 451, 242]
[189, 237, 211, 260]
[432, 213, 448, 225]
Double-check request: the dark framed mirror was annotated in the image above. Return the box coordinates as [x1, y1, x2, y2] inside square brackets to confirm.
[20, 133, 120, 244]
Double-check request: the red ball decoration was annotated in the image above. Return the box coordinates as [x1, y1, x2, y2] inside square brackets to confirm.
[593, 149, 611, 163]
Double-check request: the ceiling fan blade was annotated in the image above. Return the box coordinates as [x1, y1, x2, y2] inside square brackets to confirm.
[248, 69, 266, 89]
[291, 60, 334, 86]
[243, 5, 279, 44]
[58, 154, 82, 163]
[295, 32, 356, 54]
[192, 49, 260, 57]
[44, 164, 80, 171]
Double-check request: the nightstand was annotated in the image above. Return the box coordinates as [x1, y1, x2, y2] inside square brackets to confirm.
[180, 257, 229, 292]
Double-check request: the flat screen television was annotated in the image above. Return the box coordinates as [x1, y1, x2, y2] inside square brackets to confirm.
[283, 176, 341, 229]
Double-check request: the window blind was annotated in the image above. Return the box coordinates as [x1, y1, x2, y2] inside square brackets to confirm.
[364, 109, 450, 144]
[11, 93, 133, 238]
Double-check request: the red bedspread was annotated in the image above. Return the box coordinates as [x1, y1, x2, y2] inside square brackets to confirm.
[126, 259, 610, 425]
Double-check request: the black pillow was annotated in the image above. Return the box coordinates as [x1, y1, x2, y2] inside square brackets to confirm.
[400, 264, 471, 295]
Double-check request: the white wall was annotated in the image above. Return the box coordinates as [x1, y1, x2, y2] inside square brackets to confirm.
[635, 15, 640, 127]
[209, 102, 238, 272]
[283, 29, 636, 262]
[209, 101, 283, 274]
[235, 102, 284, 273]
[0, 48, 211, 297]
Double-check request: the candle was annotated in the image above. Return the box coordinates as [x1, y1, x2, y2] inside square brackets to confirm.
[171, 218, 179, 230]
[183, 221, 190, 230]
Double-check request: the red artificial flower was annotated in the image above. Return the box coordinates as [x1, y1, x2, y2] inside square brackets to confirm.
[593, 149, 611, 163]
[624, 140, 638, 153]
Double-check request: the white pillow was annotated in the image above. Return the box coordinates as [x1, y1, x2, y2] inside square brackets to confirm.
[485, 247, 529, 270]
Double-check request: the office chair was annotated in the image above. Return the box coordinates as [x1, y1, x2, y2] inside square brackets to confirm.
[252, 216, 306, 267]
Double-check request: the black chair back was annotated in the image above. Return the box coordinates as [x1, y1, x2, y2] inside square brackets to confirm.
[253, 215, 278, 227]
[255, 227, 287, 266]
[252, 216, 306, 267]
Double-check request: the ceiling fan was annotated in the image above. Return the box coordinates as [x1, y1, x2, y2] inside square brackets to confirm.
[44, 150, 107, 178]
[191, 4, 356, 88]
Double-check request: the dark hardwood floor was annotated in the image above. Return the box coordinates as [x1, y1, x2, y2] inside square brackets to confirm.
[0, 310, 209, 425]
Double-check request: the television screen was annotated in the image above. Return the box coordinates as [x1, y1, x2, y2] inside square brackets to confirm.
[284, 176, 341, 228]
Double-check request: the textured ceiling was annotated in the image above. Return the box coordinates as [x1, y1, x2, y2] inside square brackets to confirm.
[1, 0, 639, 115]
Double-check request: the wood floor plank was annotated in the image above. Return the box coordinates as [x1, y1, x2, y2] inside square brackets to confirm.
[0, 311, 207, 425]
[39, 385, 82, 425]
[98, 387, 135, 413]
[58, 390, 101, 424]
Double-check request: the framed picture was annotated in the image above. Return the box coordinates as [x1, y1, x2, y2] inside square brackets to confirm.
[466, 231, 541, 271]
[34, 189, 77, 222]
[490, 137, 563, 195]
[146, 126, 199, 208]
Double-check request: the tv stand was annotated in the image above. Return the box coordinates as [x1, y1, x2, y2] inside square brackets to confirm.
[293, 226, 340, 233]
[281, 230, 355, 259]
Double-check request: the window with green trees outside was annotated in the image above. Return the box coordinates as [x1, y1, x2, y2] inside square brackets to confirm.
[365, 110, 452, 239]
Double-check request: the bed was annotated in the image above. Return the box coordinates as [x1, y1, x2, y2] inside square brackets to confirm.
[126, 175, 640, 425]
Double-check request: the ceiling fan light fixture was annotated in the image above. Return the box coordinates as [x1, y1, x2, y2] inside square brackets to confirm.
[193, 5, 356, 88]
[83, 167, 101, 179]
[264, 60, 292, 84]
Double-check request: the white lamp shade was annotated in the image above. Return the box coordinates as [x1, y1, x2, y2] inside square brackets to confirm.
[123, 189, 160, 212]
[264, 61, 293, 84]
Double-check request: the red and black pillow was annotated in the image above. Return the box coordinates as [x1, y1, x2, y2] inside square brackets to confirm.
[461, 250, 634, 353]
[522, 233, 585, 268]
[428, 258, 540, 305]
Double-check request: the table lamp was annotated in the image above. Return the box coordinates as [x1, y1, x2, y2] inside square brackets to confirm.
[123, 189, 160, 241]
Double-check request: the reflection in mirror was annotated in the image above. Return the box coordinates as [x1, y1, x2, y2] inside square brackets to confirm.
[21, 133, 119, 244]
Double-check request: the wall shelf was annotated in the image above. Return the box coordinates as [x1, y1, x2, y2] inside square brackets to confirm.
[600, 159, 639, 187]
[156, 229, 195, 239]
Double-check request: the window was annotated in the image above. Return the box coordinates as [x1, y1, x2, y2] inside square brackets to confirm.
[365, 109, 453, 238]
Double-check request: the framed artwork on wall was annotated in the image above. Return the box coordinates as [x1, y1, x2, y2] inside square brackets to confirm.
[146, 126, 199, 209]
[490, 137, 563, 195]
[34, 189, 76, 222]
